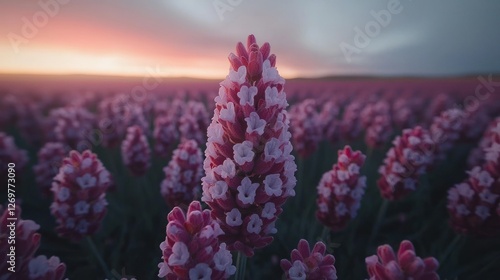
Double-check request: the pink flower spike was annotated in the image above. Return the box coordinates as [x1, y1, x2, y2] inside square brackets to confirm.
[316, 146, 367, 232]
[202, 35, 296, 257]
[161, 140, 203, 208]
[121, 125, 151, 176]
[50, 150, 112, 242]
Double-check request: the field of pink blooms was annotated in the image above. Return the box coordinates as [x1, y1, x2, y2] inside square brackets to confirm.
[1, 35, 500, 280]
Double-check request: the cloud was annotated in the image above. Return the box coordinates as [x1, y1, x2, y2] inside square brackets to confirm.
[0, 0, 499, 78]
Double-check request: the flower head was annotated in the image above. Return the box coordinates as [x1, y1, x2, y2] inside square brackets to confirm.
[280, 239, 337, 280]
[158, 201, 235, 279]
[202, 35, 296, 256]
[317, 146, 367, 231]
[34, 142, 68, 197]
[50, 150, 112, 242]
[121, 125, 151, 176]
[366, 240, 439, 280]
[161, 140, 204, 208]
[377, 127, 435, 200]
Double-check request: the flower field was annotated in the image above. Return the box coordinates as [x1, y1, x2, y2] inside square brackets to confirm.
[1, 35, 500, 280]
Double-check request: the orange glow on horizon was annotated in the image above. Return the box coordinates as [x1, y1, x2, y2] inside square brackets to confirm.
[0, 44, 304, 80]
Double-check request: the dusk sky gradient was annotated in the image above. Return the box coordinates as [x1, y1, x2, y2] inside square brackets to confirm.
[1, 0, 499, 79]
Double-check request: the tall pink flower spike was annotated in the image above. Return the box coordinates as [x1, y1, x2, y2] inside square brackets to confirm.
[50, 150, 112, 242]
[202, 34, 297, 257]
[316, 146, 367, 231]
[377, 126, 435, 200]
[158, 201, 236, 280]
[280, 239, 337, 280]
[121, 125, 151, 176]
[161, 140, 203, 208]
[365, 240, 439, 280]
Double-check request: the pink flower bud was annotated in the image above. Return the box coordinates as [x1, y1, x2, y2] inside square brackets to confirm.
[28, 255, 66, 280]
[280, 239, 337, 280]
[366, 240, 439, 280]
[50, 150, 112, 242]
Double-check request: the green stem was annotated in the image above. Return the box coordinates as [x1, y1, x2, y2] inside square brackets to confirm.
[85, 236, 113, 280]
[368, 200, 389, 248]
[321, 226, 330, 242]
[235, 252, 247, 280]
[439, 235, 462, 267]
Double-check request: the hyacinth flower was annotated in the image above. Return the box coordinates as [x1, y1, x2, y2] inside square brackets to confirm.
[201, 34, 297, 257]
[317, 146, 367, 231]
[0, 132, 29, 187]
[424, 93, 453, 125]
[280, 239, 337, 280]
[154, 114, 179, 158]
[97, 96, 128, 148]
[161, 140, 203, 208]
[50, 150, 112, 242]
[289, 99, 322, 158]
[448, 121, 500, 237]
[340, 100, 363, 141]
[466, 117, 500, 168]
[318, 100, 340, 144]
[179, 101, 210, 145]
[377, 126, 435, 200]
[460, 109, 490, 143]
[392, 97, 416, 130]
[158, 201, 236, 279]
[429, 108, 465, 161]
[366, 240, 439, 280]
[34, 142, 68, 198]
[125, 105, 150, 136]
[28, 255, 66, 280]
[121, 125, 151, 176]
[49, 106, 95, 149]
[0, 206, 41, 279]
[365, 115, 393, 149]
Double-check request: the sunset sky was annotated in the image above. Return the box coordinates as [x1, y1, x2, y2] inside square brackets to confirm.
[1, 0, 500, 79]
